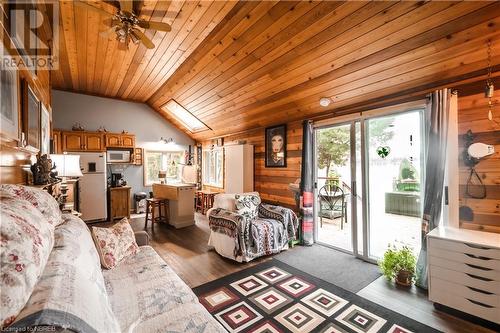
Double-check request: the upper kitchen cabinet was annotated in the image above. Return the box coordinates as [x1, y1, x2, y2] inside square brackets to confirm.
[105, 133, 135, 148]
[61, 132, 84, 151]
[61, 131, 104, 152]
[85, 133, 105, 151]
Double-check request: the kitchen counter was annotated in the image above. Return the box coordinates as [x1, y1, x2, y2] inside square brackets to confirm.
[152, 183, 196, 228]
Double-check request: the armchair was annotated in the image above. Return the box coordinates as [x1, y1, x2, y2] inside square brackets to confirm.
[207, 193, 298, 262]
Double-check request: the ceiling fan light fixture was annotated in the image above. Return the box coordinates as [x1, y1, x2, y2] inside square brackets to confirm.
[319, 97, 331, 107]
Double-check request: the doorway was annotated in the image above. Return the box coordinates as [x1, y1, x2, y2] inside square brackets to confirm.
[314, 108, 424, 261]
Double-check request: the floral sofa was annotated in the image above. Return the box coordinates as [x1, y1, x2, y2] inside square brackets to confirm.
[207, 192, 299, 262]
[0, 184, 225, 333]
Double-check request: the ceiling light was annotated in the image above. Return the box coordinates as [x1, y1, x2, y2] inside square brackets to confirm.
[319, 97, 331, 107]
[161, 100, 210, 133]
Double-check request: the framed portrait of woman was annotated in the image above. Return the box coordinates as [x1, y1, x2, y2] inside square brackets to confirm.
[265, 124, 287, 168]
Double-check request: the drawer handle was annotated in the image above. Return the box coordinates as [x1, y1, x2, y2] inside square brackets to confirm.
[465, 243, 493, 251]
[465, 253, 491, 261]
[465, 263, 492, 271]
[466, 298, 495, 308]
[466, 286, 494, 295]
[466, 273, 494, 282]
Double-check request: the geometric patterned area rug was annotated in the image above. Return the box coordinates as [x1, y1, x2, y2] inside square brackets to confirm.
[193, 259, 441, 333]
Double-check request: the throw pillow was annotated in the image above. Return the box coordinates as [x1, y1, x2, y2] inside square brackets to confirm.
[0, 197, 55, 328]
[0, 185, 62, 227]
[234, 194, 261, 220]
[91, 218, 139, 269]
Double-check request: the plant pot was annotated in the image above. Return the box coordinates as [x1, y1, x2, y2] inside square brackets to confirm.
[395, 270, 413, 287]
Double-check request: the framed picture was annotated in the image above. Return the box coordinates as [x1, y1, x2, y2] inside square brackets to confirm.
[40, 104, 50, 155]
[265, 124, 287, 168]
[23, 81, 40, 151]
[0, 65, 20, 142]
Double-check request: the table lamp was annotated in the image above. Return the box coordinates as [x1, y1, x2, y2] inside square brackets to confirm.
[50, 154, 83, 180]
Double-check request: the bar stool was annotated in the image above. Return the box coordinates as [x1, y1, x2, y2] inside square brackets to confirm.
[144, 198, 169, 229]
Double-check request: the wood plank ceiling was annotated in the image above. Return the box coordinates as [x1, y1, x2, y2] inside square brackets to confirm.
[53, 1, 500, 141]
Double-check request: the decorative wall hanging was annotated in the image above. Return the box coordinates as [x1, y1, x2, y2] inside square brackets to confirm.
[0, 64, 20, 142]
[23, 80, 40, 150]
[265, 124, 287, 168]
[40, 104, 50, 155]
[485, 39, 495, 122]
[376, 146, 390, 159]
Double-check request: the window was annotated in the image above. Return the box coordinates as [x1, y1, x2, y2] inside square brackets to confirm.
[144, 150, 184, 186]
[161, 99, 209, 133]
[203, 148, 224, 188]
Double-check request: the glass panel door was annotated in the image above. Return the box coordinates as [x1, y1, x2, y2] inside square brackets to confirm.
[315, 123, 354, 252]
[366, 111, 424, 259]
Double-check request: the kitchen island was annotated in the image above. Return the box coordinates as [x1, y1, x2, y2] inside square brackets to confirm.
[152, 183, 196, 228]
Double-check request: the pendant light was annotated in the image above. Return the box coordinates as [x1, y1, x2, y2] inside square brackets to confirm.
[485, 39, 494, 121]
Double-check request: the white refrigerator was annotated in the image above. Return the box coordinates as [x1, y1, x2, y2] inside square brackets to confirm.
[69, 152, 107, 222]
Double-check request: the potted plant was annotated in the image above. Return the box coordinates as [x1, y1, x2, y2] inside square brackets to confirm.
[378, 245, 417, 287]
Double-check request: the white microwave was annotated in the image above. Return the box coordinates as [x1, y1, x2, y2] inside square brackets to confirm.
[106, 150, 131, 163]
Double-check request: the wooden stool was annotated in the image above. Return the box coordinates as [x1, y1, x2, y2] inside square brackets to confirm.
[144, 198, 169, 229]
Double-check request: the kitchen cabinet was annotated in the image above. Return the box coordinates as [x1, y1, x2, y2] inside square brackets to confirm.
[62, 132, 84, 151]
[121, 135, 135, 148]
[84, 133, 105, 151]
[108, 186, 131, 221]
[61, 131, 104, 152]
[105, 133, 135, 148]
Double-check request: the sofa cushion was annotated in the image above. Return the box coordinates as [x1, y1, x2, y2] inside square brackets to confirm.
[10, 214, 121, 333]
[0, 197, 54, 328]
[103, 246, 225, 333]
[0, 185, 62, 227]
[91, 218, 139, 269]
[212, 192, 260, 212]
[234, 194, 261, 220]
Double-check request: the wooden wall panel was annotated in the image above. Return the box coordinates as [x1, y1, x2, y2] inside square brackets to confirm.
[458, 90, 500, 233]
[202, 121, 302, 210]
[1, 3, 53, 184]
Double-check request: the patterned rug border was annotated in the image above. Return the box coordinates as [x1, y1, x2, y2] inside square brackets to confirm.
[193, 259, 442, 333]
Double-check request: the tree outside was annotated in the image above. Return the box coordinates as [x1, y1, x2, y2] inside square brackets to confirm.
[317, 117, 395, 179]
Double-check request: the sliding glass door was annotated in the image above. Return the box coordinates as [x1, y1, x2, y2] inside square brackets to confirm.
[365, 111, 424, 259]
[314, 108, 424, 261]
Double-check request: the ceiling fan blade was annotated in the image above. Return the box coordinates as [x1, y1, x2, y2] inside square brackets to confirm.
[138, 20, 171, 32]
[74, 1, 113, 16]
[102, 17, 120, 27]
[131, 28, 155, 49]
[119, 0, 133, 14]
[99, 25, 117, 38]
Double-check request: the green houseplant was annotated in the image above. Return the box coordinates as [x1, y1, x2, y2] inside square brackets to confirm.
[378, 245, 417, 287]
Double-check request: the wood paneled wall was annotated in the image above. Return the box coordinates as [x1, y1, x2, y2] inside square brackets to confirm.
[0, 3, 53, 184]
[458, 90, 500, 233]
[202, 121, 302, 210]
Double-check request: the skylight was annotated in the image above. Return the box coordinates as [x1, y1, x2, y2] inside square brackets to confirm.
[161, 99, 209, 133]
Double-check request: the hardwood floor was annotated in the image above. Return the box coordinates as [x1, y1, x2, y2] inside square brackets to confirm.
[120, 213, 494, 333]
[127, 212, 270, 288]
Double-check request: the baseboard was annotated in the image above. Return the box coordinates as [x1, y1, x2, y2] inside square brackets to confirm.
[433, 303, 500, 331]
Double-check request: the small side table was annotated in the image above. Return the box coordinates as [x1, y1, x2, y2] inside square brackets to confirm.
[197, 190, 217, 215]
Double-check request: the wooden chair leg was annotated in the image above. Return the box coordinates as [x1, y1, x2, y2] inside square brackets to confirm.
[144, 204, 149, 229]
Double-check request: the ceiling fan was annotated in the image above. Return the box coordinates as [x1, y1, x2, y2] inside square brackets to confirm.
[74, 0, 171, 50]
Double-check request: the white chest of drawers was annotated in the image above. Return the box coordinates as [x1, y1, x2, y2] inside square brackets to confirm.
[428, 227, 500, 324]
